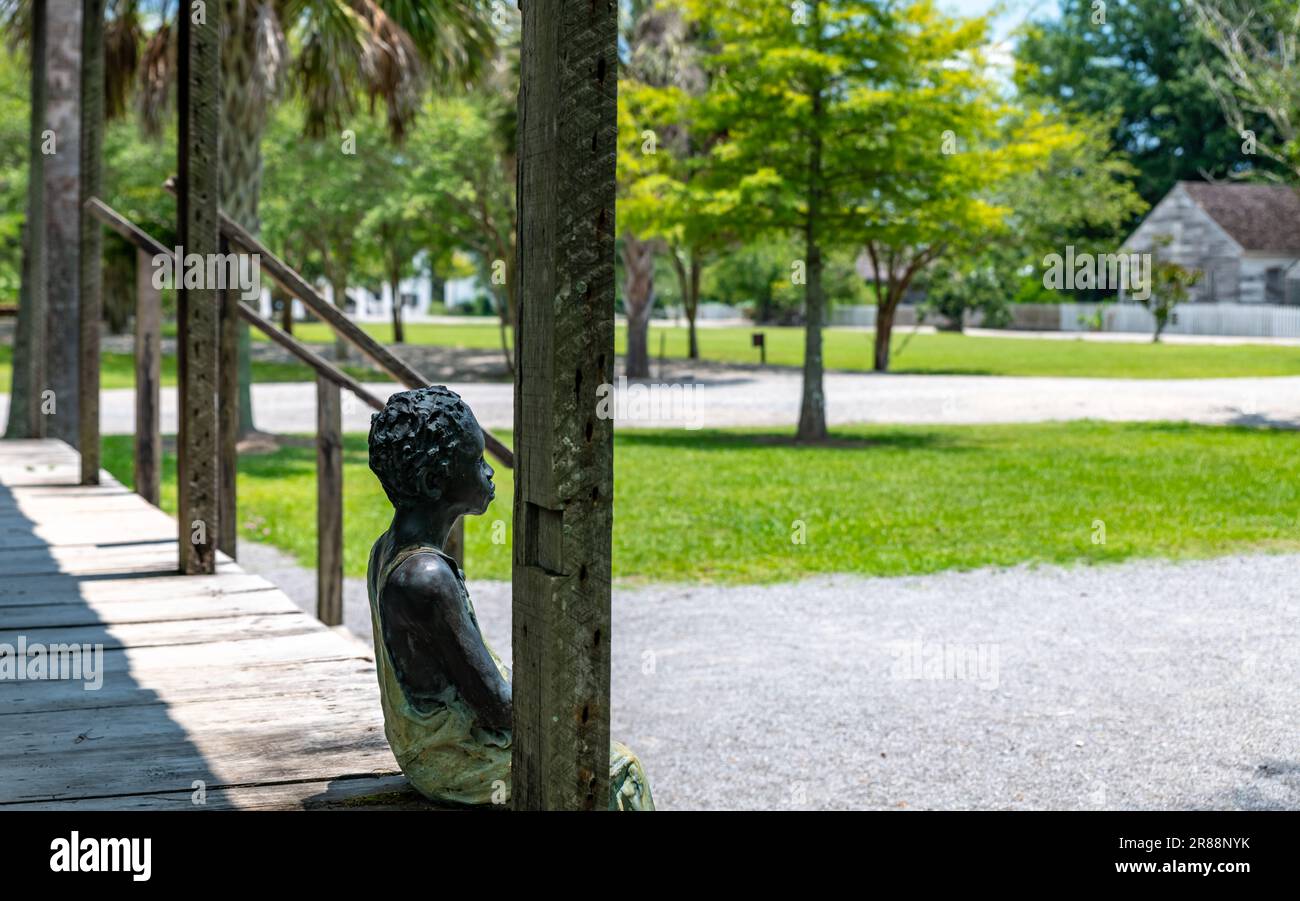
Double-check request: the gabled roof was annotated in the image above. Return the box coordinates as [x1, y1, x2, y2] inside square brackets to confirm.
[1180, 181, 1300, 255]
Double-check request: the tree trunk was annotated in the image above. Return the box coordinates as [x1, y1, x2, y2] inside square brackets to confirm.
[687, 253, 701, 360]
[44, 0, 84, 445]
[622, 232, 656, 379]
[220, 8, 274, 437]
[280, 291, 293, 334]
[390, 278, 405, 344]
[874, 301, 895, 371]
[796, 5, 827, 442]
[6, 3, 47, 440]
[670, 246, 701, 361]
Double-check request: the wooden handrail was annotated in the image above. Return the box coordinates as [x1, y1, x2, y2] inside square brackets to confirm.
[88, 196, 470, 613]
[161, 177, 515, 469]
[238, 302, 387, 411]
[85, 198, 381, 408]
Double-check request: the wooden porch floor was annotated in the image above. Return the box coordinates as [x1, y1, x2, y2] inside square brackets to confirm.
[0, 439, 425, 810]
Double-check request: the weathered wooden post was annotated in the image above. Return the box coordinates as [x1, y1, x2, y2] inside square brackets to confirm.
[512, 0, 617, 810]
[175, 1, 220, 574]
[217, 234, 239, 558]
[316, 376, 343, 626]
[133, 249, 161, 505]
[77, 0, 103, 483]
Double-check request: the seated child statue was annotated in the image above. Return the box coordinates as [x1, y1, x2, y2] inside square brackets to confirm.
[366, 386, 654, 810]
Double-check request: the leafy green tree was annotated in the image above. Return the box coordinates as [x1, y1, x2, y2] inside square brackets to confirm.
[921, 108, 1147, 328]
[1193, 0, 1300, 179]
[357, 165, 436, 345]
[618, 0, 702, 377]
[0, 44, 29, 300]
[262, 106, 387, 361]
[686, 0, 925, 437]
[407, 89, 517, 368]
[66, 0, 498, 434]
[1144, 237, 1201, 342]
[1015, 0, 1281, 205]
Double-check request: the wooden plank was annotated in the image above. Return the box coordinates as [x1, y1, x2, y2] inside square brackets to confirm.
[135, 247, 162, 505]
[0, 439, 422, 810]
[0, 775, 423, 811]
[0, 653, 377, 717]
[0, 538, 201, 576]
[0, 689, 398, 803]
[316, 376, 343, 626]
[512, 0, 617, 811]
[0, 611, 315, 654]
[175, 1, 220, 574]
[0, 586, 292, 630]
[217, 235, 238, 557]
[0, 510, 175, 549]
[78, 0, 105, 485]
[0, 571, 275, 607]
[0, 440, 70, 457]
[1, 630, 368, 677]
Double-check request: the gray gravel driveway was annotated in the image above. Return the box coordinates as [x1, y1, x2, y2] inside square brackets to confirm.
[239, 541, 1300, 811]
[21, 370, 1300, 434]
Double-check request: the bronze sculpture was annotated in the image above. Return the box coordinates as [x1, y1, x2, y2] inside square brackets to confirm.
[366, 387, 654, 809]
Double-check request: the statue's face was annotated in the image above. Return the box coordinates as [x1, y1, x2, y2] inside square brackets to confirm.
[442, 417, 495, 516]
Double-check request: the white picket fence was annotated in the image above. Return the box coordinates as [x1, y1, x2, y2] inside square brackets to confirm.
[829, 302, 1300, 338]
[1062, 303, 1300, 338]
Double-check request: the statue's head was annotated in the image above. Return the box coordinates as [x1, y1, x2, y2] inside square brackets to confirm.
[368, 387, 496, 516]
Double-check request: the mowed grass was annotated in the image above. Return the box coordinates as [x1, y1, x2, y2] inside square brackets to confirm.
[0, 344, 381, 392]
[261, 319, 1300, 379]
[103, 421, 1300, 584]
[9, 319, 1294, 389]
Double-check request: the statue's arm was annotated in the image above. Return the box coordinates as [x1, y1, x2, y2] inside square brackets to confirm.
[383, 554, 512, 732]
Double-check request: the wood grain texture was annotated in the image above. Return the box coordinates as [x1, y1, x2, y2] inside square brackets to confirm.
[134, 248, 161, 505]
[218, 235, 238, 557]
[0, 441, 405, 810]
[77, 0, 104, 483]
[512, 0, 617, 810]
[175, 5, 220, 574]
[316, 377, 343, 626]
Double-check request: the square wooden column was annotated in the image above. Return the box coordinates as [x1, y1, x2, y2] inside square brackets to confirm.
[512, 0, 618, 810]
[78, 0, 104, 484]
[176, 3, 220, 574]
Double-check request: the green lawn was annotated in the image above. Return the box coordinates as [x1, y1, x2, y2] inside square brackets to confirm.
[12, 319, 1296, 389]
[259, 319, 1300, 379]
[102, 421, 1300, 584]
[0, 344, 382, 392]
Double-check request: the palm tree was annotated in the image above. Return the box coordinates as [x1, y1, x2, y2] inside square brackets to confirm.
[5, 0, 496, 434]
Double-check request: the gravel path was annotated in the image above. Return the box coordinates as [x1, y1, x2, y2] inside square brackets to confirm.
[238, 541, 1300, 811]
[24, 370, 1300, 434]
